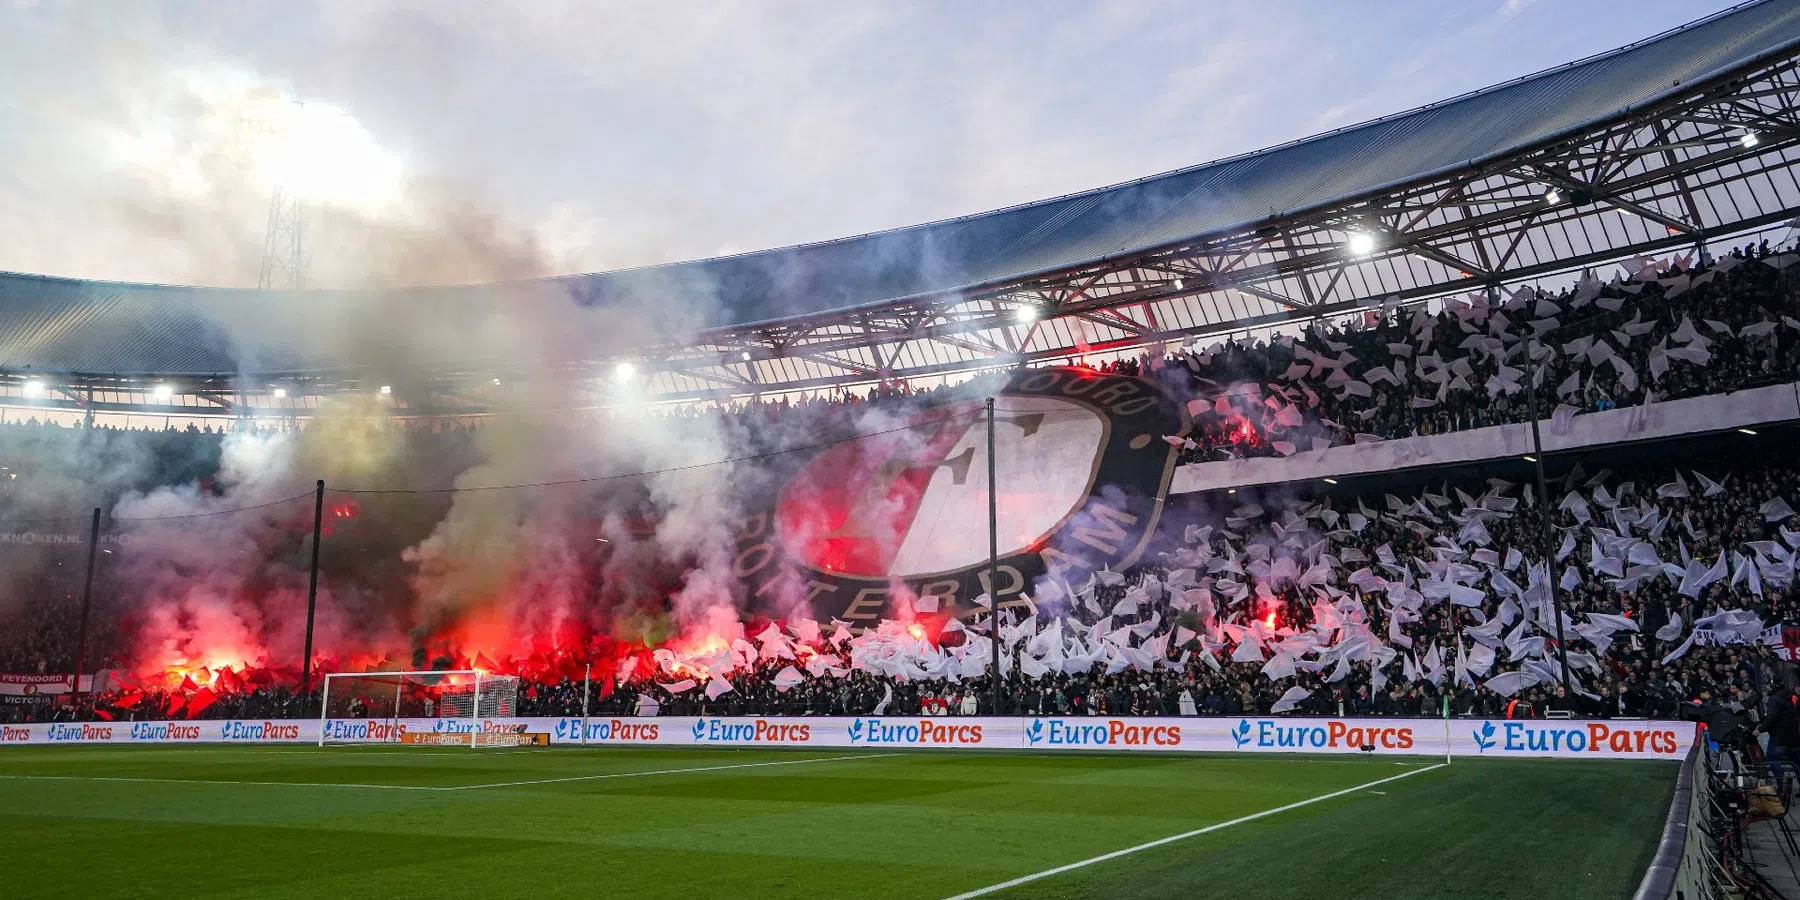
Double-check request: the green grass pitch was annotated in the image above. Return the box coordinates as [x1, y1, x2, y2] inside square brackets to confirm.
[0, 745, 1675, 899]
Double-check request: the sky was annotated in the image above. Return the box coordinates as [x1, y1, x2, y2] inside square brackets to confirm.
[0, 0, 1744, 289]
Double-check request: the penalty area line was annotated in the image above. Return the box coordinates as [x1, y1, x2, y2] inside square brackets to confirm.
[940, 762, 1448, 900]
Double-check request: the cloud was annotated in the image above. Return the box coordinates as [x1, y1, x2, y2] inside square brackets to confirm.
[0, 0, 1731, 290]
[1498, 0, 1539, 22]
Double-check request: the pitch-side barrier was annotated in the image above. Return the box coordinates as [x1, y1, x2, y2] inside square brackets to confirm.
[0, 716, 1695, 760]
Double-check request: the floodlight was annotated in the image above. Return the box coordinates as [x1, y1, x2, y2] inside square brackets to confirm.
[1347, 233, 1375, 255]
[21, 380, 44, 398]
[1544, 189, 1561, 204]
[272, 388, 287, 398]
[379, 385, 392, 395]
[1742, 132, 1760, 148]
[742, 352, 752, 361]
[616, 362, 636, 380]
[277, 102, 402, 211]
[153, 383, 174, 401]
[1013, 305, 1039, 323]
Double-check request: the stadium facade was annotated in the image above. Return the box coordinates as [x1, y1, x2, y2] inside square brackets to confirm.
[2, 0, 1800, 422]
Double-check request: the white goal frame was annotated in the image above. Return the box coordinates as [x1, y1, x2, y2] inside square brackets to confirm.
[317, 670, 517, 748]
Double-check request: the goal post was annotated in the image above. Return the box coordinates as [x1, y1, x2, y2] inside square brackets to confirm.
[318, 670, 521, 747]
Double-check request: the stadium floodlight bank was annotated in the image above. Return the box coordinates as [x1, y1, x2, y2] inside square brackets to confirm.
[318, 670, 525, 747]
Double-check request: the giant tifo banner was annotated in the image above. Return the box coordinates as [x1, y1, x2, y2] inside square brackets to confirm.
[0, 716, 1696, 760]
[730, 367, 1187, 623]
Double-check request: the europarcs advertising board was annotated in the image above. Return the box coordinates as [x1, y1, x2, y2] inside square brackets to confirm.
[0, 716, 1694, 760]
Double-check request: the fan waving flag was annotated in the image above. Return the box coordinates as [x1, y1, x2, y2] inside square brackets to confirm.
[1270, 687, 1311, 714]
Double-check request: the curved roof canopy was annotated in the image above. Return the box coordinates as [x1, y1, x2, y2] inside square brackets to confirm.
[4, 0, 1800, 381]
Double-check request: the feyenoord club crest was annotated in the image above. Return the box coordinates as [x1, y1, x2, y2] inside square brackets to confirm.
[731, 367, 1187, 625]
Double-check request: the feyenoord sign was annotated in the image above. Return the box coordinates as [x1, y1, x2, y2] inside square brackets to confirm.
[731, 367, 1187, 625]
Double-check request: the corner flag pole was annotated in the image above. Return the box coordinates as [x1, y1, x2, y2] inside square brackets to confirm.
[987, 397, 1002, 718]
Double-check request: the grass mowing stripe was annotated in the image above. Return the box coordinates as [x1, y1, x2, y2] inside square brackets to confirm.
[0, 754, 1668, 899]
[0, 774, 443, 791]
[0, 751, 898, 792]
[439, 751, 901, 790]
[941, 762, 1449, 900]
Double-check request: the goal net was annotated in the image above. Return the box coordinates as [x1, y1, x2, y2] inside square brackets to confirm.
[318, 670, 521, 746]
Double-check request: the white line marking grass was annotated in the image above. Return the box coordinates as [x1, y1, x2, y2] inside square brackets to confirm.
[942, 762, 1448, 900]
[0, 751, 898, 792]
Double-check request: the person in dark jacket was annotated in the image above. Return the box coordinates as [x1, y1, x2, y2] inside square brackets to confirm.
[1761, 689, 1800, 789]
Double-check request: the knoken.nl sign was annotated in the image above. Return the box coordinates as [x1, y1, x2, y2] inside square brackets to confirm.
[0, 716, 1695, 761]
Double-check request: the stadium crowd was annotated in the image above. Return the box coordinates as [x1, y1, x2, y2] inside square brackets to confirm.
[526, 441, 1797, 724]
[2, 246, 1798, 727]
[1157, 242, 1800, 463]
[7, 434, 1793, 728]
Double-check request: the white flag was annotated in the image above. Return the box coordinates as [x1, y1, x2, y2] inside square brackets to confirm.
[1270, 686, 1311, 714]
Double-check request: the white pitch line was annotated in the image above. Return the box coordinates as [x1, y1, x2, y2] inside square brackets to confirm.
[0, 751, 899, 793]
[941, 762, 1448, 900]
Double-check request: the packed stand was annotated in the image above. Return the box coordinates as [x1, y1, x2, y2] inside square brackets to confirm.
[4, 246, 1800, 727]
[7, 432, 1800, 726]
[1151, 243, 1800, 464]
[430, 445, 1800, 726]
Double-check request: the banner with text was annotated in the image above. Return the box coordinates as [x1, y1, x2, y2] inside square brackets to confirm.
[0, 715, 1694, 760]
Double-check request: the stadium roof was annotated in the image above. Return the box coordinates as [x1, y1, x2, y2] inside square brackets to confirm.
[3, 0, 1800, 394]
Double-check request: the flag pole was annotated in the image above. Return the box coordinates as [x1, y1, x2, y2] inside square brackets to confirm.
[581, 663, 592, 746]
[70, 507, 102, 704]
[1523, 347, 1575, 697]
[1443, 692, 1452, 766]
[1501, 281, 1574, 699]
[299, 480, 325, 715]
[1449, 595, 1466, 716]
[987, 397, 1002, 718]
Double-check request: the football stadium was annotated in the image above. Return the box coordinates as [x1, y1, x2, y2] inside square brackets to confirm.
[6, 2, 1800, 898]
